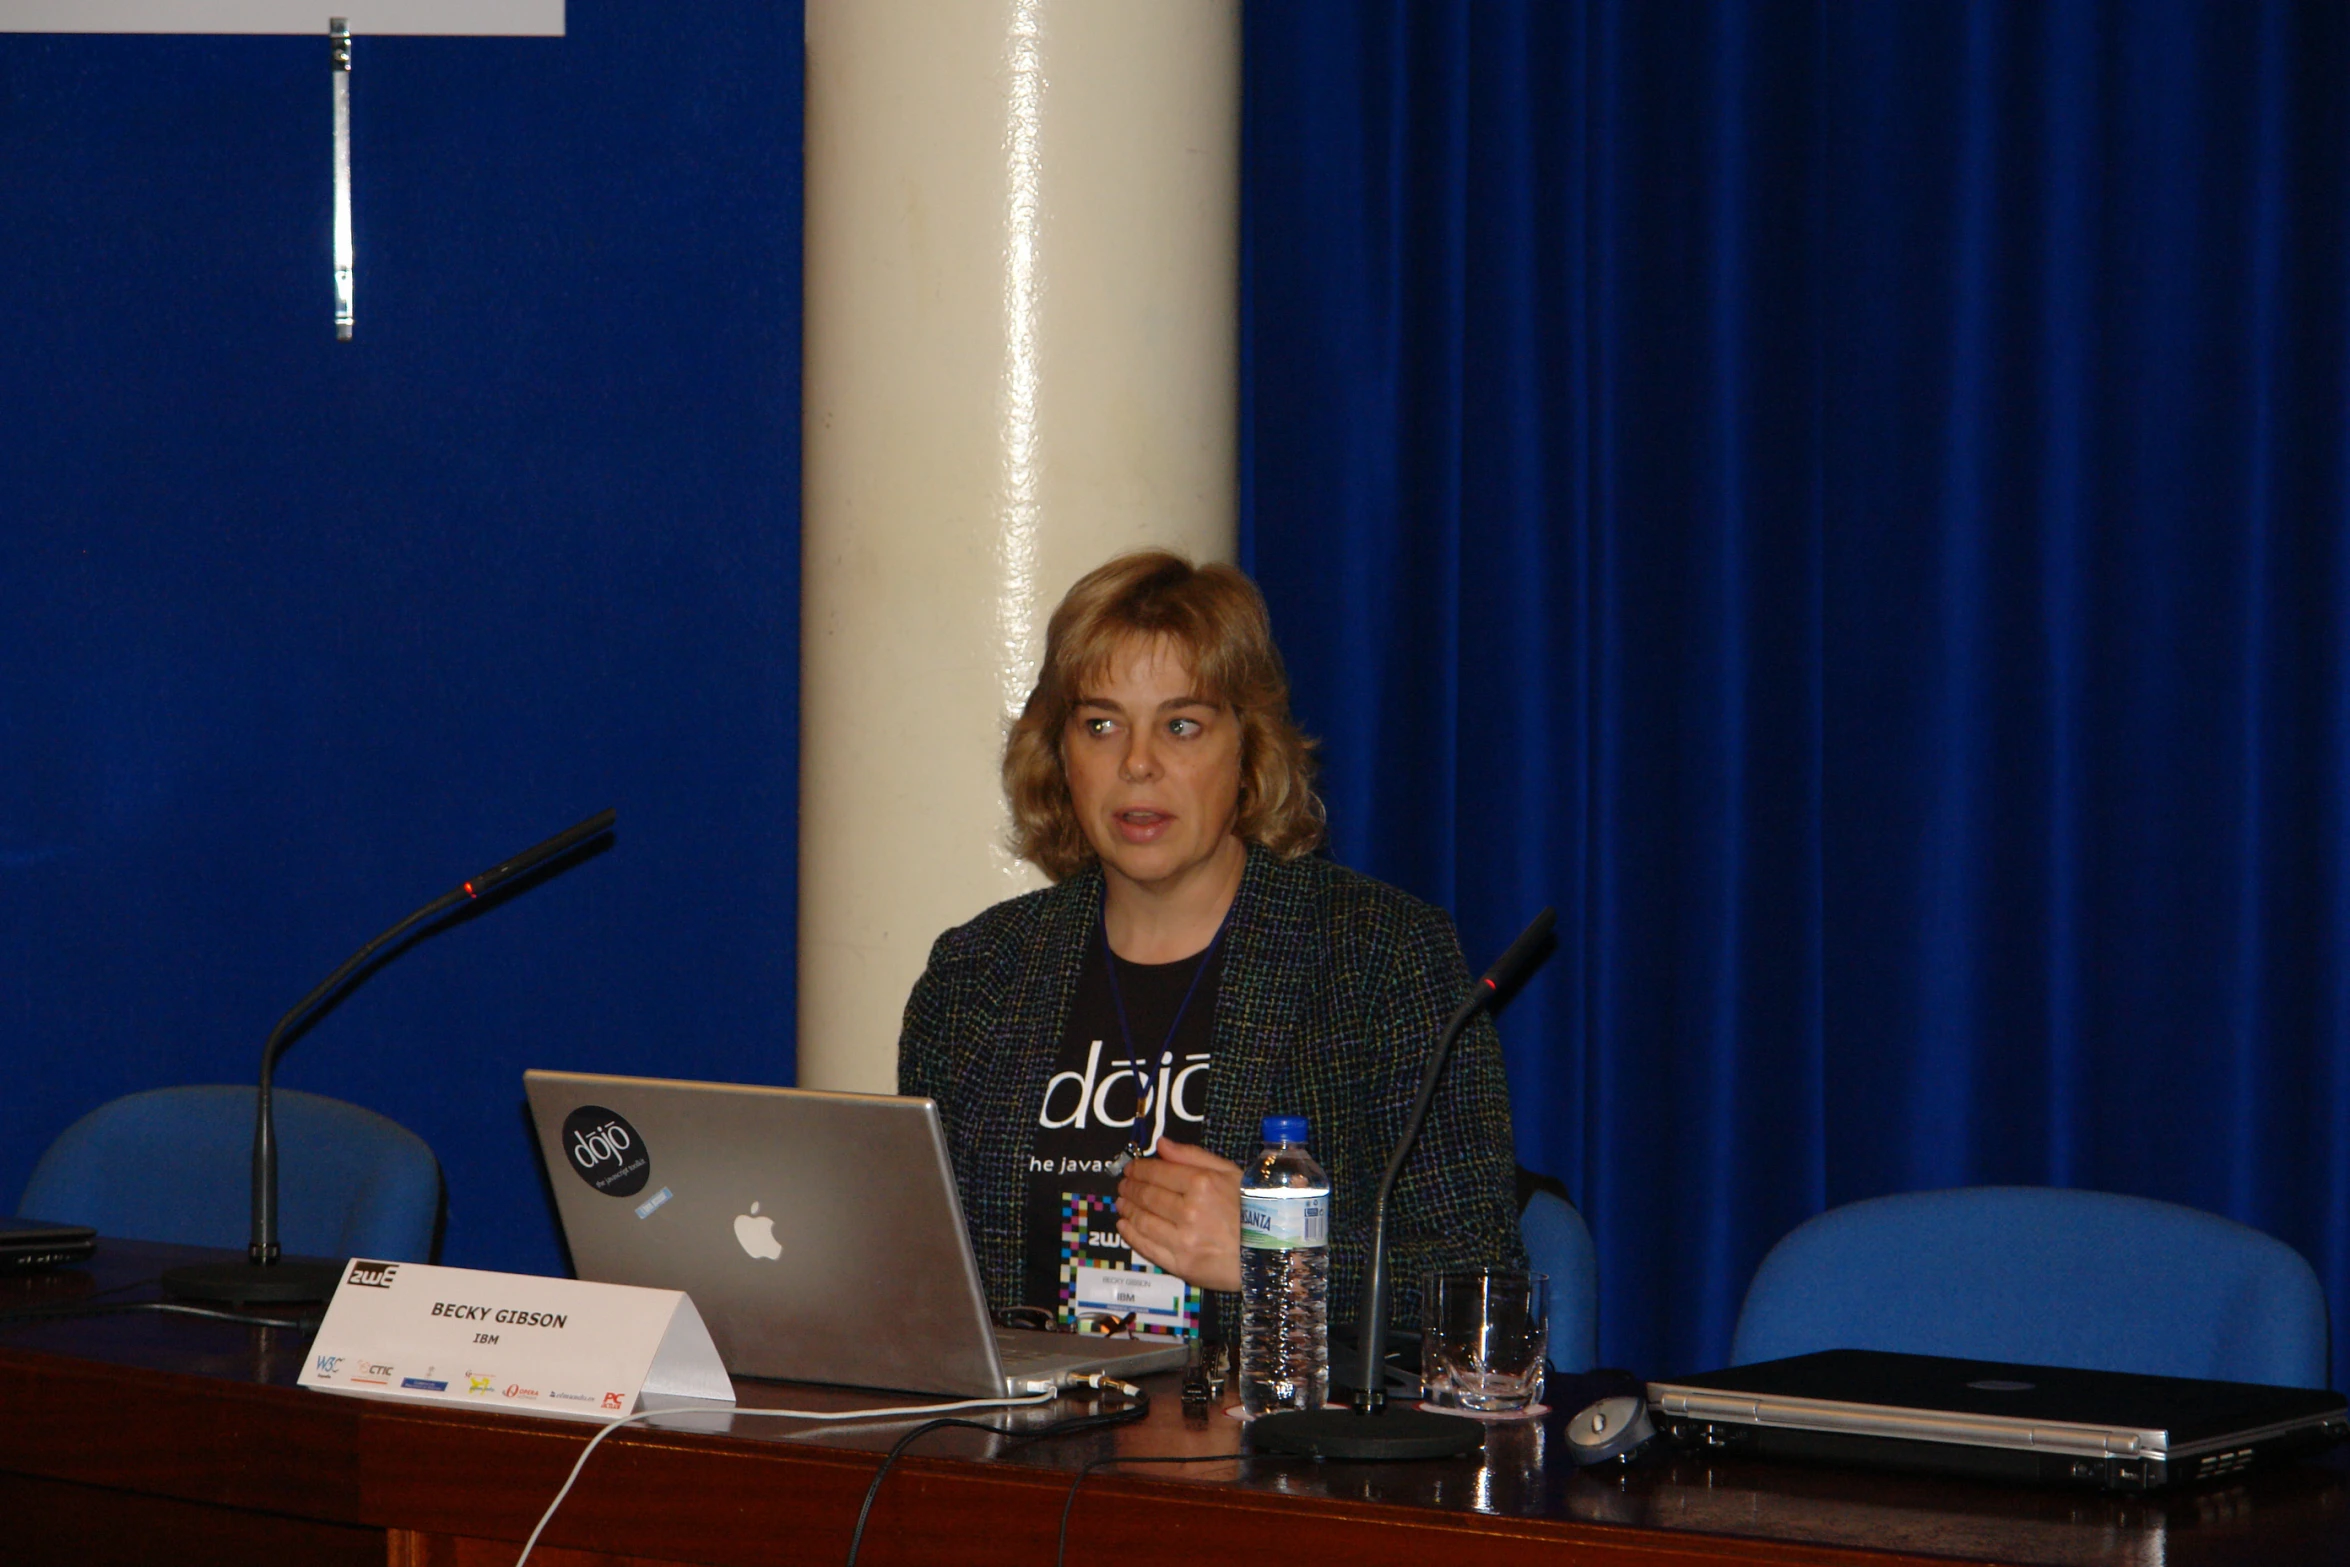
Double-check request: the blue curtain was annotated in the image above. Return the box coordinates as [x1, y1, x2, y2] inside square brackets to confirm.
[0, 6, 801, 1277]
[1241, 0, 2350, 1386]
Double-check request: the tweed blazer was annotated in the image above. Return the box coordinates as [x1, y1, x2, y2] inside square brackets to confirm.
[898, 844, 1526, 1334]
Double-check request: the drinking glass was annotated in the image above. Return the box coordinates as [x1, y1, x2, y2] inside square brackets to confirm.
[1420, 1268, 1549, 1413]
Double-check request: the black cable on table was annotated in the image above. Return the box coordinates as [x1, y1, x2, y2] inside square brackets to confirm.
[47, 1271, 158, 1303]
[0, 1271, 162, 1317]
[843, 1416, 1007, 1567]
[843, 1390, 1157, 1567]
[0, 1296, 319, 1330]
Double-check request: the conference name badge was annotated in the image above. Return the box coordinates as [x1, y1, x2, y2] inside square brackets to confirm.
[299, 1259, 733, 1421]
[1073, 1265, 1188, 1334]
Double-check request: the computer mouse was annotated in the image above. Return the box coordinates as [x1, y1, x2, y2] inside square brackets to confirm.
[1565, 1392, 1661, 1466]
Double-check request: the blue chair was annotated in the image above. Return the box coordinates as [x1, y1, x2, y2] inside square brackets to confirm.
[20, 1085, 443, 1263]
[1521, 1184, 1600, 1373]
[1731, 1186, 2329, 1388]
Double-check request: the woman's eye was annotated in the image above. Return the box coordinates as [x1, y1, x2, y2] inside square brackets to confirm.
[1167, 717, 1201, 737]
[1083, 717, 1115, 736]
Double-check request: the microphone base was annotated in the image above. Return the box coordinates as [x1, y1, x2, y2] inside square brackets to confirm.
[1247, 1403, 1487, 1461]
[161, 1257, 344, 1305]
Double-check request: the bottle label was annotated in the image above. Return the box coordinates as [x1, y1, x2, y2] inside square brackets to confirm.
[1240, 1187, 1329, 1250]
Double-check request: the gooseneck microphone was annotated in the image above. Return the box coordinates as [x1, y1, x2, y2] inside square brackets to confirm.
[1249, 906, 1556, 1461]
[162, 808, 616, 1306]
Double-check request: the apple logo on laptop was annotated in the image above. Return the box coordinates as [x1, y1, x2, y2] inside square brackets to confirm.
[734, 1202, 783, 1261]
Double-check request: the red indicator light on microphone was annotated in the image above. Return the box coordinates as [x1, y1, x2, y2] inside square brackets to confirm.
[463, 881, 478, 899]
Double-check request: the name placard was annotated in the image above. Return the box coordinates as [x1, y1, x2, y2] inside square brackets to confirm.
[298, 1259, 733, 1421]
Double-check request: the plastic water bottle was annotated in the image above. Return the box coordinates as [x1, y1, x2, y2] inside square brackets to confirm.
[1239, 1114, 1330, 1416]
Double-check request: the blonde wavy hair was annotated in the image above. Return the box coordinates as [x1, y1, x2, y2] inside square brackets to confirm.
[1005, 550, 1325, 881]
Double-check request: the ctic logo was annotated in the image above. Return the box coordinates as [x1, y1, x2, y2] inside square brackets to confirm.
[560, 1104, 652, 1198]
[602, 1391, 626, 1410]
[346, 1260, 399, 1289]
[314, 1355, 342, 1377]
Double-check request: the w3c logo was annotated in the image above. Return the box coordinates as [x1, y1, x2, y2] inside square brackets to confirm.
[559, 1105, 652, 1198]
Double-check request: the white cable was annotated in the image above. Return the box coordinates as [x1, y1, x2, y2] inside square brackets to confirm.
[513, 1390, 1056, 1566]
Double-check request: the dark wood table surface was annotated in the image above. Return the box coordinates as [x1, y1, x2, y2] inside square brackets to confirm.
[2, 1239, 2345, 1567]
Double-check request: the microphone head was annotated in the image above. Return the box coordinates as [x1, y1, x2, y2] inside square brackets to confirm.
[468, 807, 616, 899]
[1479, 907, 1557, 998]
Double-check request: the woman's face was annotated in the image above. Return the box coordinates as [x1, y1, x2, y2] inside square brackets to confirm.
[1062, 636, 1245, 900]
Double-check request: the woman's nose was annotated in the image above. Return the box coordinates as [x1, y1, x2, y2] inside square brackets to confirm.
[1120, 729, 1160, 781]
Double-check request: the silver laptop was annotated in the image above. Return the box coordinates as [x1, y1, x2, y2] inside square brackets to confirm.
[524, 1069, 1188, 1398]
[1648, 1349, 2347, 1490]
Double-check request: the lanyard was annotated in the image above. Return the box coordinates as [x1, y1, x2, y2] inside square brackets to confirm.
[1101, 898, 1231, 1164]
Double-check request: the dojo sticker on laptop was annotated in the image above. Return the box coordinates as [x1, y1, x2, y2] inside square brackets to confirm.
[562, 1106, 651, 1198]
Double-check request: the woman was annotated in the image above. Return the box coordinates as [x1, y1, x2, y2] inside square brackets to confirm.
[898, 550, 1523, 1344]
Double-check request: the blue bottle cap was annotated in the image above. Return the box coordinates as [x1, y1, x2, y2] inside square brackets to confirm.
[1261, 1115, 1308, 1146]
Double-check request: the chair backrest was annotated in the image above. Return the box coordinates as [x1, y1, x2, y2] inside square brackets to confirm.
[1731, 1186, 2329, 1388]
[1521, 1187, 1599, 1374]
[19, 1084, 442, 1263]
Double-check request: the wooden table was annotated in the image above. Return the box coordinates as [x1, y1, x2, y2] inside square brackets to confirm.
[3, 1240, 2345, 1567]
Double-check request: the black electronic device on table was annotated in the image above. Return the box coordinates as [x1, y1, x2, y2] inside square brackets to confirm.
[0, 1218, 98, 1272]
[1648, 1348, 2350, 1492]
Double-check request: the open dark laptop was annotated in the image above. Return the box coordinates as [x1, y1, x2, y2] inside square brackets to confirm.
[1648, 1349, 2348, 1491]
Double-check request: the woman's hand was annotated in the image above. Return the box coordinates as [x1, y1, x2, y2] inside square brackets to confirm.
[1116, 1137, 1243, 1293]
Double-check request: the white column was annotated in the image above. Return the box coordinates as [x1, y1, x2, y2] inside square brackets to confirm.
[799, 0, 1240, 1092]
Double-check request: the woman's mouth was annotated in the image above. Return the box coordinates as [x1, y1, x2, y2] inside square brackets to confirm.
[1114, 809, 1171, 843]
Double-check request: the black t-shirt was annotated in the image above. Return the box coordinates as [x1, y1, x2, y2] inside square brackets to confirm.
[1021, 922, 1221, 1338]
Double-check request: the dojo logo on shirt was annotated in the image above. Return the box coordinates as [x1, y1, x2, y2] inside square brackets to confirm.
[1039, 1041, 1210, 1137]
[562, 1105, 652, 1198]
